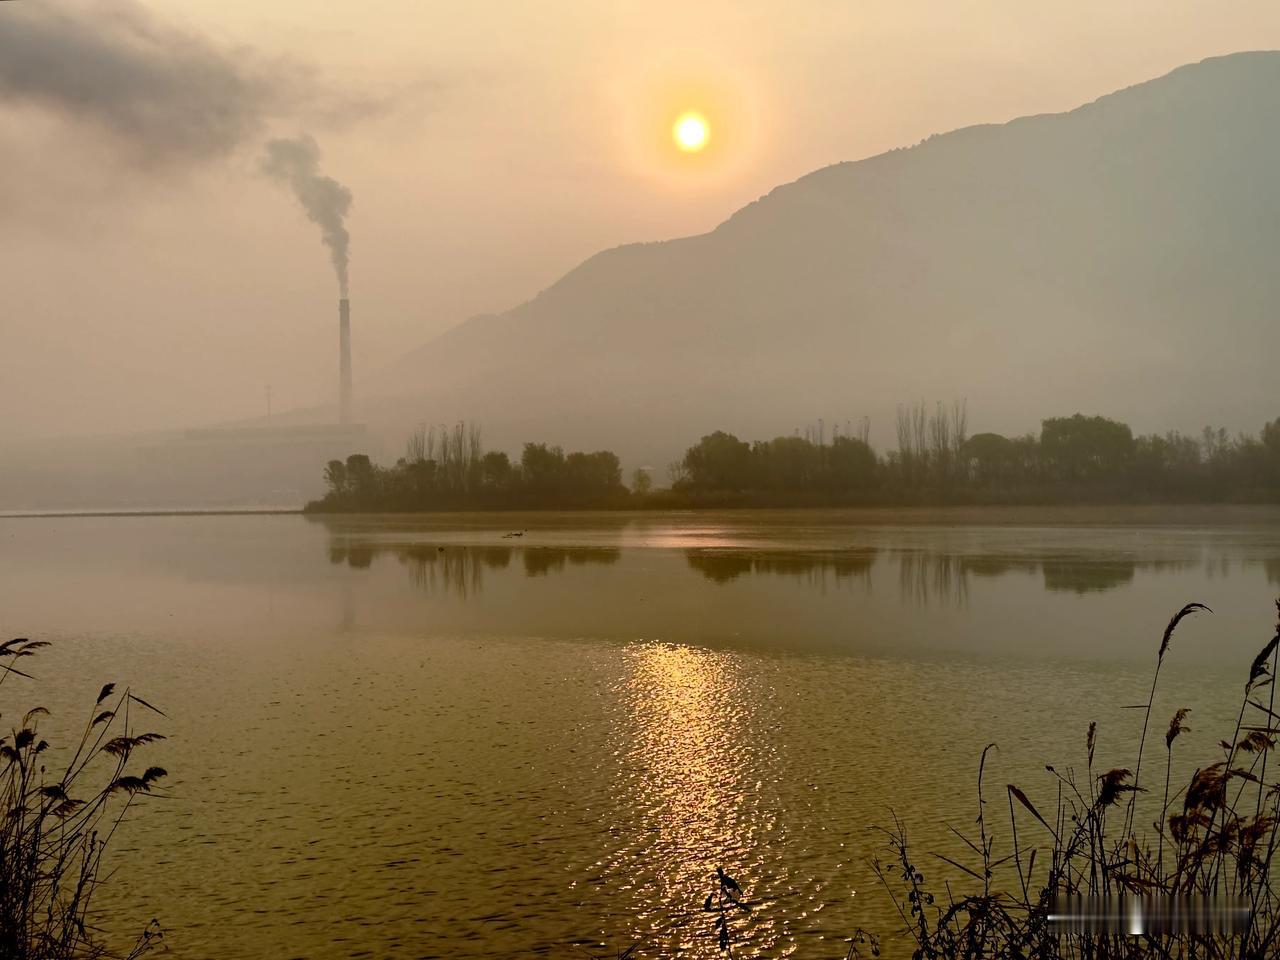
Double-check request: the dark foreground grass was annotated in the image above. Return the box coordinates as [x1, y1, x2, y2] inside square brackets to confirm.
[585, 599, 1280, 959]
[873, 599, 1280, 959]
[0, 639, 167, 959]
[10, 601, 1278, 959]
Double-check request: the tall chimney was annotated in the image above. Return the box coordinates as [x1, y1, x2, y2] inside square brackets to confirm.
[339, 298, 352, 424]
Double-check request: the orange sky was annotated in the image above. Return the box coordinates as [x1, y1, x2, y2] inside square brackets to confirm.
[5, 1, 1280, 441]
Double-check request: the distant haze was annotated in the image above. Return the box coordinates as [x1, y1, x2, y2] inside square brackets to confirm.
[368, 52, 1280, 469]
[3, 1, 1280, 459]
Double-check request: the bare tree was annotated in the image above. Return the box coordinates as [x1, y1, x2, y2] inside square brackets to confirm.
[911, 402, 929, 477]
[405, 423, 428, 463]
[630, 467, 653, 495]
[951, 399, 969, 482]
[896, 403, 915, 483]
[928, 402, 952, 484]
[465, 422, 483, 492]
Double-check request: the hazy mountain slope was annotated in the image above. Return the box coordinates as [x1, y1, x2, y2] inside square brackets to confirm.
[372, 52, 1280, 466]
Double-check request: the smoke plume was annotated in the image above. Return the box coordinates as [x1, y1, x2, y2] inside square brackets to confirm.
[262, 135, 353, 297]
[0, 0, 280, 165]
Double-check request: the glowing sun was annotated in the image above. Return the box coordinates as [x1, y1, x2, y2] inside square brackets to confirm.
[673, 111, 710, 152]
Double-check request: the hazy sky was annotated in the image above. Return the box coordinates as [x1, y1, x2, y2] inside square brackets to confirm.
[4, 0, 1280, 442]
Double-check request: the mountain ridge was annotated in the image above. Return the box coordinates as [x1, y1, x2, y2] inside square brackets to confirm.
[367, 51, 1280, 468]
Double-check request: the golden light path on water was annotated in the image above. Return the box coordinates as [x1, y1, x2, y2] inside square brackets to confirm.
[609, 642, 824, 957]
[4, 512, 1278, 958]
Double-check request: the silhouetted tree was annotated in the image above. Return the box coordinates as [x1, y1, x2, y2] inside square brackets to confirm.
[962, 433, 1015, 485]
[405, 424, 429, 463]
[306, 410, 1280, 513]
[827, 435, 877, 489]
[565, 451, 622, 496]
[521, 442, 567, 494]
[1264, 417, 1280, 482]
[1041, 414, 1134, 482]
[345, 453, 376, 498]
[480, 450, 512, 489]
[682, 431, 753, 490]
[752, 435, 820, 490]
[323, 459, 347, 496]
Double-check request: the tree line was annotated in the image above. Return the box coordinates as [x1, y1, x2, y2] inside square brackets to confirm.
[304, 406, 1280, 512]
[309, 422, 629, 511]
[671, 402, 1280, 504]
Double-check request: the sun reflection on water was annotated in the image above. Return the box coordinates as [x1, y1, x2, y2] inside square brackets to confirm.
[612, 642, 791, 957]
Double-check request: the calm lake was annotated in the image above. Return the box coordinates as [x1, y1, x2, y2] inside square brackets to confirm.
[3, 506, 1280, 958]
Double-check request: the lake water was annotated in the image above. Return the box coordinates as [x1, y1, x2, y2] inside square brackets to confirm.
[2, 506, 1279, 958]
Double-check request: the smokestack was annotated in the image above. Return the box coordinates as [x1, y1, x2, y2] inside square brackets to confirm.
[339, 298, 351, 424]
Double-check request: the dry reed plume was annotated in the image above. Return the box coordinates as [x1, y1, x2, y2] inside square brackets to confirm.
[874, 599, 1280, 958]
[0, 637, 168, 959]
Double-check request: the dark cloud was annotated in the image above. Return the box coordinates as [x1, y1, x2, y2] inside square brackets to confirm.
[0, 0, 286, 164]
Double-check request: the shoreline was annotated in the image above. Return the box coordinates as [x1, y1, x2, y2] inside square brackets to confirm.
[305, 502, 1280, 527]
[0, 508, 304, 519]
[5, 502, 1280, 525]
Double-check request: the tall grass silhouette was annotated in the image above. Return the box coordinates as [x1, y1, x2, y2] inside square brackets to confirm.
[874, 599, 1280, 958]
[0, 637, 167, 959]
[583, 602, 1280, 958]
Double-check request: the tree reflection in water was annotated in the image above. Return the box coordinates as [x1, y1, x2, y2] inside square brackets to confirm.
[684, 546, 1200, 608]
[325, 539, 620, 598]
[685, 549, 877, 592]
